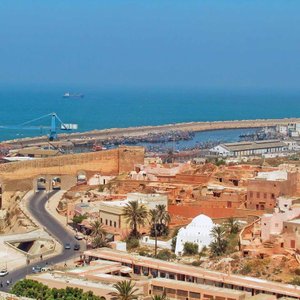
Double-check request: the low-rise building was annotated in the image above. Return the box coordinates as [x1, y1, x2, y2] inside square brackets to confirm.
[83, 248, 300, 299]
[72, 192, 168, 238]
[246, 171, 298, 211]
[282, 218, 300, 249]
[210, 140, 288, 157]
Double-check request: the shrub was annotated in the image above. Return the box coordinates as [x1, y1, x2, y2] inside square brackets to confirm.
[192, 260, 202, 267]
[126, 237, 139, 250]
[156, 249, 176, 261]
[183, 242, 199, 255]
[289, 276, 300, 286]
[295, 268, 300, 276]
[240, 263, 252, 275]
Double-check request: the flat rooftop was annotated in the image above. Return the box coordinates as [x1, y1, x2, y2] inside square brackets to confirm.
[84, 248, 300, 298]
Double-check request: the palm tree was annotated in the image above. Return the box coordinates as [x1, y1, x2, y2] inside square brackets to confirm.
[90, 219, 107, 238]
[156, 205, 170, 226]
[210, 225, 228, 257]
[149, 205, 170, 237]
[109, 280, 140, 300]
[225, 217, 240, 234]
[92, 236, 110, 249]
[123, 201, 148, 238]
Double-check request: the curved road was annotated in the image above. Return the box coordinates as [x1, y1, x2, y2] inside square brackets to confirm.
[0, 191, 82, 292]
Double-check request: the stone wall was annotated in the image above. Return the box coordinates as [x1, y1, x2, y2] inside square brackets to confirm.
[0, 146, 144, 209]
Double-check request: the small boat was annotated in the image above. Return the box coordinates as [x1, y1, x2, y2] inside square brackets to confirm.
[92, 143, 107, 152]
[63, 92, 84, 98]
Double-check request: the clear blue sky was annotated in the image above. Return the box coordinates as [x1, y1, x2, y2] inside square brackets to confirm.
[0, 1, 299, 89]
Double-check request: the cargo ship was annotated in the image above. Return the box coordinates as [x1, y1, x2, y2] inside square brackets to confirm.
[63, 92, 84, 98]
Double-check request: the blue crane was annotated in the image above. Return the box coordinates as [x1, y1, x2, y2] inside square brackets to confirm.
[0, 112, 78, 141]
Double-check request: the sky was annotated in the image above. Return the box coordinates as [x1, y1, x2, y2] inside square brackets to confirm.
[0, 1, 299, 90]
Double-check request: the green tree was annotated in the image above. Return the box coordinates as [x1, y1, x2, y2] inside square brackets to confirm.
[171, 228, 179, 253]
[91, 219, 107, 238]
[123, 201, 148, 238]
[109, 280, 140, 300]
[210, 226, 228, 257]
[11, 279, 50, 300]
[225, 217, 240, 234]
[11, 279, 102, 300]
[183, 242, 199, 255]
[149, 205, 170, 237]
[72, 214, 87, 225]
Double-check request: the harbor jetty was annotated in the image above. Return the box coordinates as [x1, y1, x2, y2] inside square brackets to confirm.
[2, 117, 300, 147]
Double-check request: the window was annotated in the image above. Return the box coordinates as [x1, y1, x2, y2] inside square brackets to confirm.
[256, 192, 260, 198]
[153, 286, 163, 292]
[166, 288, 176, 295]
[100, 218, 103, 223]
[271, 193, 275, 199]
[109, 220, 112, 226]
[190, 292, 201, 299]
[177, 290, 188, 297]
[114, 221, 117, 228]
[105, 219, 108, 225]
[264, 193, 267, 199]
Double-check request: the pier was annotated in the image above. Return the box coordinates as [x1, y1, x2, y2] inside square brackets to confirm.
[2, 117, 300, 147]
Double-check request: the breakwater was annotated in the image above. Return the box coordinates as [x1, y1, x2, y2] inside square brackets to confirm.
[2, 117, 299, 147]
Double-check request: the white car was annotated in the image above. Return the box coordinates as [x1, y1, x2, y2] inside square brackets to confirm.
[0, 270, 8, 277]
[75, 234, 84, 240]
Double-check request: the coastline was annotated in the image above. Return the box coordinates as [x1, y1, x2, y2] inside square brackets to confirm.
[2, 117, 299, 146]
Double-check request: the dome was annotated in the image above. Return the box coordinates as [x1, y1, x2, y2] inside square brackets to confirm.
[190, 214, 213, 228]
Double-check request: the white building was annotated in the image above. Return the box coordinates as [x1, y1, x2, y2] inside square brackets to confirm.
[175, 214, 214, 255]
[210, 140, 288, 157]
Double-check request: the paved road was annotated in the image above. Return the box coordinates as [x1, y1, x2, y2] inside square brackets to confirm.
[0, 191, 83, 292]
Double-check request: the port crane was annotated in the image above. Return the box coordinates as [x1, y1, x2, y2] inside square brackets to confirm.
[0, 112, 78, 141]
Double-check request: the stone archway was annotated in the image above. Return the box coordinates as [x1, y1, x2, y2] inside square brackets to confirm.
[76, 170, 87, 185]
[36, 177, 47, 191]
[51, 177, 61, 190]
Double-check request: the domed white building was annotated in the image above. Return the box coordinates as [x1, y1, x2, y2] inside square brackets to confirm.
[175, 214, 214, 255]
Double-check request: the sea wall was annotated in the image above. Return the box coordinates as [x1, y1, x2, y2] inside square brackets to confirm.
[3, 117, 300, 146]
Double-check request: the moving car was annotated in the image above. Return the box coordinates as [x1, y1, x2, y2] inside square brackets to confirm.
[0, 270, 8, 277]
[64, 243, 71, 250]
[73, 244, 80, 251]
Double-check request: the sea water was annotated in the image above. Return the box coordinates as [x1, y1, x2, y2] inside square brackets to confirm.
[0, 86, 299, 142]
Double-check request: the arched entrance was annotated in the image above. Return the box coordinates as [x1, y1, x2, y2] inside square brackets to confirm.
[77, 170, 87, 185]
[51, 177, 61, 190]
[37, 177, 47, 190]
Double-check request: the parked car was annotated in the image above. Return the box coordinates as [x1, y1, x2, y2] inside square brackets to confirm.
[41, 266, 53, 272]
[0, 270, 8, 277]
[32, 266, 42, 273]
[74, 234, 84, 240]
[64, 243, 71, 250]
[73, 244, 80, 251]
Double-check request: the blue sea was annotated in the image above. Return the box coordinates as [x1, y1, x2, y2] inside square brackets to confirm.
[0, 86, 299, 142]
